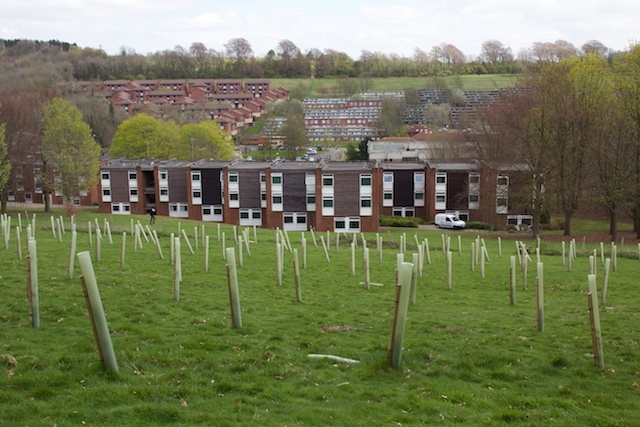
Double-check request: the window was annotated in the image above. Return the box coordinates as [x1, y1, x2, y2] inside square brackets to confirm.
[159, 171, 168, 181]
[469, 174, 480, 184]
[335, 220, 346, 230]
[322, 175, 333, 187]
[260, 172, 266, 183]
[272, 174, 282, 184]
[240, 211, 249, 219]
[191, 171, 201, 181]
[361, 198, 372, 208]
[383, 173, 393, 183]
[192, 191, 201, 198]
[129, 171, 137, 180]
[261, 192, 267, 201]
[323, 198, 334, 208]
[307, 195, 316, 204]
[130, 189, 138, 196]
[252, 211, 261, 219]
[497, 175, 509, 186]
[203, 207, 211, 215]
[101, 172, 110, 181]
[436, 174, 446, 184]
[273, 195, 282, 204]
[229, 173, 238, 183]
[469, 194, 479, 203]
[102, 189, 111, 196]
[229, 193, 239, 201]
[360, 174, 372, 186]
[436, 194, 446, 203]
[414, 192, 424, 200]
[384, 192, 393, 200]
[213, 207, 222, 215]
[414, 173, 425, 184]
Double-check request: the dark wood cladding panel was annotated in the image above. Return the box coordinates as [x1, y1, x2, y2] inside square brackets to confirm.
[200, 169, 222, 205]
[393, 170, 414, 207]
[334, 171, 359, 217]
[283, 172, 306, 211]
[110, 169, 129, 202]
[239, 170, 260, 208]
[447, 172, 468, 210]
[168, 169, 188, 202]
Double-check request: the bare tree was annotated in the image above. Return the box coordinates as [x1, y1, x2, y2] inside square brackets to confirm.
[480, 40, 513, 63]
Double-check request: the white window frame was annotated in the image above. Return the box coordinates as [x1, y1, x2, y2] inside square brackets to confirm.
[239, 208, 262, 226]
[322, 196, 334, 217]
[393, 207, 415, 217]
[435, 191, 446, 210]
[202, 205, 223, 222]
[283, 212, 307, 231]
[169, 202, 189, 218]
[334, 216, 360, 233]
[111, 202, 131, 215]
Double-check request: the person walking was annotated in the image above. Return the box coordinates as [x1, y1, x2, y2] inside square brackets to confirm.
[149, 207, 156, 225]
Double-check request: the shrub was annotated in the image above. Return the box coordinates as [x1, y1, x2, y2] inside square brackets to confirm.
[379, 215, 419, 228]
[465, 221, 492, 230]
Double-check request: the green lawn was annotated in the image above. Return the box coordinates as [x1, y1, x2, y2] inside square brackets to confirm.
[271, 75, 521, 98]
[1, 208, 639, 426]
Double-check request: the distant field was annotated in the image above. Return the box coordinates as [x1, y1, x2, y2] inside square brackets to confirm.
[271, 74, 521, 98]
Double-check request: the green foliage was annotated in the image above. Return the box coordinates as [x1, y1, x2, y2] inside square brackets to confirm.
[109, 113, 179, 159]
[0, 119, 11, 197]
[464, 221, 493, 230]
[179, 122, 235, 161]
[379, 215, 420, 228]
[41, 98, 101, 202]
[345, 138, 370, 161]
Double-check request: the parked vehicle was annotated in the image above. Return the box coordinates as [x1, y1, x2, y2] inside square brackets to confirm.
[435, 213, 466, 229]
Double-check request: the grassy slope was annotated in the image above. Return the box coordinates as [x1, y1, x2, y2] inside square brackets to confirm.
[1, 208, 639, 426]
[270, 74, 521, 97]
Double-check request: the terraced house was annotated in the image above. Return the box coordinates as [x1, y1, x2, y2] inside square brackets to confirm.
[97, 158, 531, 231]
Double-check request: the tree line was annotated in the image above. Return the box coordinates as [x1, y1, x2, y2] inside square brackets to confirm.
[461, 45, 640, 241]
[0, 37, 618, 81]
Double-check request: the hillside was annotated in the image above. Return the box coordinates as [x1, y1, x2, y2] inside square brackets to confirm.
[272, 75, 521, 98]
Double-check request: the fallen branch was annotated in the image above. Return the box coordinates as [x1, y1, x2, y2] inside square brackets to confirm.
[307, 354, 359, 364]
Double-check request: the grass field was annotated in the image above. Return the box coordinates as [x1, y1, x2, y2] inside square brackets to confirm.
[271, 75, 521, 98]
[1, 208, 639, 426]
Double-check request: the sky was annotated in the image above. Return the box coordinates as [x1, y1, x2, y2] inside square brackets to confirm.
[1, 0, 638, 59]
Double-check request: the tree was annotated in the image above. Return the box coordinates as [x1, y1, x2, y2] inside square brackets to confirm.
[545, 55, 609, 236]
[0, 117, 11, 213]
[480, 40, 513, 64]
[109, 113, 180, 159]
[41, 98, 101, 208]
[377, 96, 407, 138]
[224, 37, 253, 77]
[280, 114, 307, 159]
[592, 91, 635, 241]
[178, 121, 235, 161]
[613, 43, 640, 238]
[345, 138, 370, 161]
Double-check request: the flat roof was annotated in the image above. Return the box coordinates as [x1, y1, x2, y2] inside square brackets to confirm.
[321, 160, 374, 171]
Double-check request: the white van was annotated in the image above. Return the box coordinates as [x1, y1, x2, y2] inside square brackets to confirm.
[435, 213, 466, 229]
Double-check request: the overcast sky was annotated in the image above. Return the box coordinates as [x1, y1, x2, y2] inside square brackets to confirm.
[1, 0, 638, 59]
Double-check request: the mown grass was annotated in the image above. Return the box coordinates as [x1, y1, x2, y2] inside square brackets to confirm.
[1, 208, 639, 426]
[271, 75, 521, 98]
